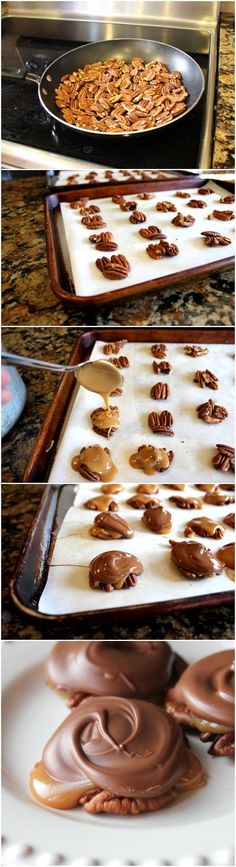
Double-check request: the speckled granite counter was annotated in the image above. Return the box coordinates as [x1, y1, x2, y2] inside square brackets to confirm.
[2, 176, 234, 328]
[2, 484, 234, 640]
[212, 15, 235, 169]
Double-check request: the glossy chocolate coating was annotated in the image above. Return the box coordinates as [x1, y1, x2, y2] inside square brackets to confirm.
[217, 543, 235, 570]
[170, 540, 223, 578]
[172, 650, 234, 728]
[42, 696, 188, 797]
[89, 550, 143, 589]
[184, 517, 225, 539]
[204, 492, 234, 506]
[46, 640, 177, 699]
[143, 505, 172, 534]
[91, 512, 133, 539]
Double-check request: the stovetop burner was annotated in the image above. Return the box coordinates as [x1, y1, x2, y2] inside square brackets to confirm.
[2, 36, 209, 168]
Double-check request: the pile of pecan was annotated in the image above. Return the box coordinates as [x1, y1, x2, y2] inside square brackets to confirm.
[153, 360, 172, 374]
[129, 211, 146, 223]
[188, 199, 207, 208]
[184, 345, 208, 357]
[172, 212, 195, 227]
[82, 214, 106, 229]
[151, 344, 166, 358]
[148, 410, 174, 435]
[197, 398, 228, 424]
[156, 201, 177, 212]
[103, 340, 127, 355]
[201, 231, 231, 247]
[193, 369, 219, 390]
[212, 444, 235, 472]
[109, 355, 130, 368]
[139, 226, 166, 240]
[146, 241, 179, 258]
[208, 209, 234, 221]
[151, 382, 170, 400]
[55, 57, 188, 133]
[89, 231, 118, 251]
[96, 254, 131, 279]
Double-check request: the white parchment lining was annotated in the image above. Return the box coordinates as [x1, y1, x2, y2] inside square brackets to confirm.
[60, 182, 234, 297]
[48, 339, 234, 485]
[39, 482, 234, 615]
[55, 169, 177, 186]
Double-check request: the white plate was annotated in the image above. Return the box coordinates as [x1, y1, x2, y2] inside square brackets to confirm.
[2, 640, 235, 867]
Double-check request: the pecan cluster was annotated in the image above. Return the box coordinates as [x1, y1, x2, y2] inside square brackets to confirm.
[129, 211, 146, 224]
[198, 187, 213, 195]
[148, 410, 174, 434]
[139, 225, 166, 240]
[110, 355, 130, 368]
[96, 254, 131, 279]
[184, 345, 208, 357]
[172, 212, 195, 227]
[89, 231, 118, 251]
[120, 201, 137, 211]
[138, 192, 154, 200]
[151, 382, 170, 400]
[197, 398, 228, 424]
[212, 444, 235, 472]
[188, 199, 207, 208]
[156, 201, 177, 212]
[103, 340, 127, 355]
[55, 57, 188, 134]
[219, 194, 235, 204]
[208, 210, 234, 221]
[79, 204, 100, 215]
[82, 215, 106, 229]
[201, 231, 231, 247]
[112, 195, 125, 205]
[70, 197, 89, 209]
[146, 241, 179, 258]
[175, 191, 190, 198]
[151, 343, 166, 358]
[153, 360, 172, 374]
[194, 369, 219, 390]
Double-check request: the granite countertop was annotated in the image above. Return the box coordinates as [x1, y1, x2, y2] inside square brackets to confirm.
[212, 15, 235, 169]
[2, 327, 85, 481]
[2, 484, 234, 640]
[2, 175, 234, 328]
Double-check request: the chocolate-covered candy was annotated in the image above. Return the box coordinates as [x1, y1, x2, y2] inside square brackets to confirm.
[166, 649, 234, 756]
[71, 445, 117, 481]
[204, 491, 234, 506]
[30, 697, 197, 813]
[196, 484, 219, 492]
[90, 512, 133, 540]
[217, 543, 235, 571]
[127, 494, 160, 509]
[101, 484, 123, 494]
[184, 517, 225, 539]
[223, 513, 235, 529]
[170, 539, 223, 579]
[137, 484, 159, 494]
[89, 550, 143, 591]
[169, 496, 203, 509]
[46, 639, 179, 701]
[143, 505, 172, 534]
[84, 494, 118, 512]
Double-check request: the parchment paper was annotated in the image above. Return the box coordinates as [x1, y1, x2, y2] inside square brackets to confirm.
[39, 482, 234, 615]
[60, 182, 234, 297]
[48, 339, 234, 484]
[54, 169, 177, 186]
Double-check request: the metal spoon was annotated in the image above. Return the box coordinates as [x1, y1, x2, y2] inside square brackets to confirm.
[1, 350, 123, 393]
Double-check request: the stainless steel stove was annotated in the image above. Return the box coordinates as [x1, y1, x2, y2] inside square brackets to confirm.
[2, 1, 220, 169]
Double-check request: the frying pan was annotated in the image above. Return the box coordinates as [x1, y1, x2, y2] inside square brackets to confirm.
[26, 38, 205, 139]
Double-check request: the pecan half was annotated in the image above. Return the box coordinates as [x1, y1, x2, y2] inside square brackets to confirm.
[151, 344, 166, 358]
[139, 225, 166, 240]
[109, 355, 130, 368]
[151, 382, 170, 400]
[172, 212, 195, 227]
[198, 187, 213, 195]
[207, 732, 234, 757]
[82, 215, 106, 228]
[208, 209, 234, 221]
[79, 204, 100, 215]
[148, 410, 174, 435]
[96, 254, 131, 279]
[188, 199, 207, 208]
[120, 201, 137, 211]
[156, 201, 177, 212]
[129, 210, 146, 223]
[84, 787, 176, 815]
[201, 230, 231, 247]
[219, 195, 235, 204]
[89, 231, 118, 251]
[184, 345, 208, 357]
[212, 444, 235, 473]
[103, 341, 127, 355]
[197, 399, 228, 424]
[194, 369, 219, 390]
[153, 360, 172, 374]
[147, 241, 179, 258]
